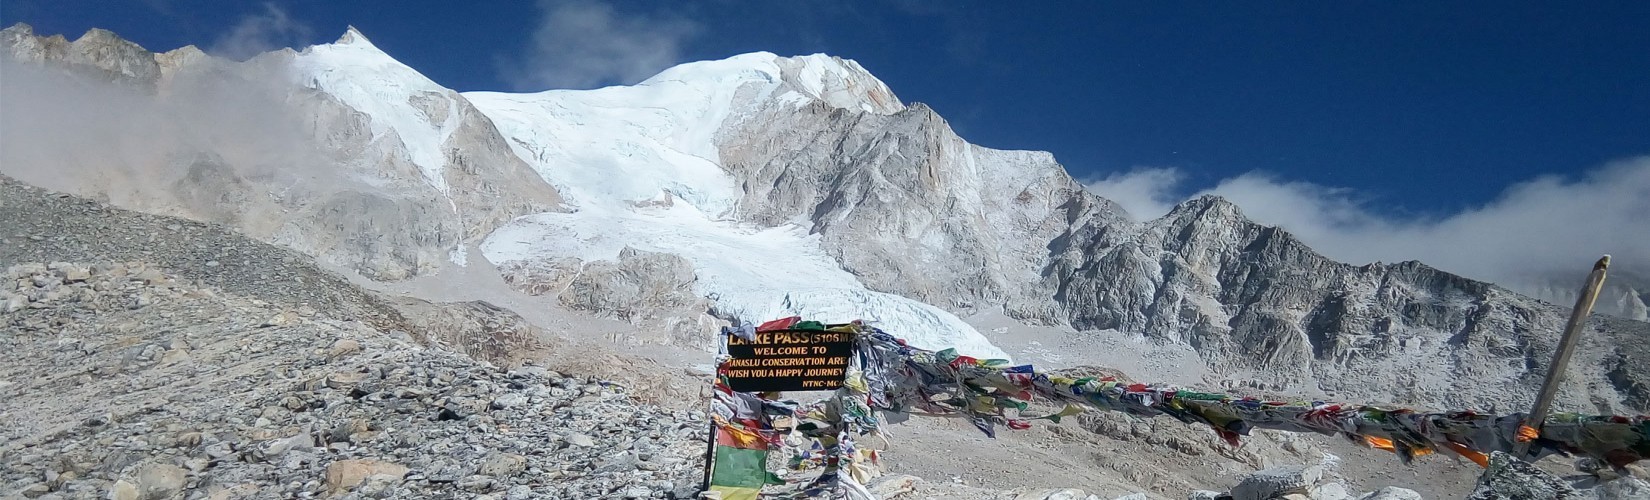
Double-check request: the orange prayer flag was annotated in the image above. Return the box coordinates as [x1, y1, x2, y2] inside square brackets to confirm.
[1516, 424, 1540, 443]
[1364, 436, 1396, 452]
[1442, 441, 1490, 468]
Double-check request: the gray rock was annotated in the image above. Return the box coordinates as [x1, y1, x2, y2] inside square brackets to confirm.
[357, 472, 403, 497]
[457, 475, 497, 493]
[16, 483, 49, 498]
[324, 460, 408, 494]
[107, 480, 139, 500]
[565, 433, 596, 447]
[1357, 487, 1422, 500]
[1308, 482, 1351, 500]
[869, 474, 923, 498]
[135, 463, 187, 500]
[490, 393, 527, 410]
[1467, 451, 1581, 499]
[1597, 475, 1650, 500]
[203, 442, 236, 459]
[505, 485, 534, 500]
[595, 454, 639, 474]
[254, 431, 311, 460]
[478, 453, 526, 478]
[328, 339, 361, 358]
[1014, 489, 1090, 500]
[175, 432, 203, 448]
[1232, 465, 1322, 500]
[325, 371, 368, 389]
[4, 293, 27, 313]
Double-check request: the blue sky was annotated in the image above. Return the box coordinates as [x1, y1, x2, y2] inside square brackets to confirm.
[5, 1, 1649, 291]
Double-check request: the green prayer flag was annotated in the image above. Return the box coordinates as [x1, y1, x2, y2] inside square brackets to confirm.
[710, 445, 769, 500]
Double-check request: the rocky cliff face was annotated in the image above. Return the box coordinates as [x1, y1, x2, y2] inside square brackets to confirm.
[716, 97, 1116, 322]
[712, 67, 1649, 413]
[0, 25, 160, 88]
[1051, 196, 1649, 411]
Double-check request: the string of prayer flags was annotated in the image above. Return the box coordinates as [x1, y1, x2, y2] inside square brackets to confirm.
[703, 318, 1649, 500]
[847, 325, 1649, 469]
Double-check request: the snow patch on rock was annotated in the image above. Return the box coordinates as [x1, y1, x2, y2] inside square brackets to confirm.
[290, 27, 461, 193]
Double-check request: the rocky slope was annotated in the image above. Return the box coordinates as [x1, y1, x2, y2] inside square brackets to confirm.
[0, 173, 713, 499]
[0, 261, 713, 499]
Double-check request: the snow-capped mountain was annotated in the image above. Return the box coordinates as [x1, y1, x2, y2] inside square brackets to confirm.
[0, 24, 1008, 360]
[465, 50, 1005, 359]
[2, 24, 1645, 413]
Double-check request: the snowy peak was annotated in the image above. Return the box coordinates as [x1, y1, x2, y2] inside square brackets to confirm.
[635, 51, 904, 115]
[774, 53, 904, 115]
[335, 25, 373, 47]
[293, 27, 462, 192]
[296, 27, 419, 77]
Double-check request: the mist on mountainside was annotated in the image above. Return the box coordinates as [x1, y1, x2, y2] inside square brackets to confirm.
[0, 55, 356, 225]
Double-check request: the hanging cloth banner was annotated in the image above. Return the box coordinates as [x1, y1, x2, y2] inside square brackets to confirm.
[708, 419, 783, 500]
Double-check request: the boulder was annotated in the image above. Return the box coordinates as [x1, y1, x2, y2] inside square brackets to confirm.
[479, 453, 527, 478]
[1597, 475, 1650, 500]
[136, 464, 187, 500]
[1232, 465, 1322, 500]
[107, 480, 139, 500]
[1467, 451, 1580, 499]
[868, 474, 922, 498]
[324, 459, 408, 494]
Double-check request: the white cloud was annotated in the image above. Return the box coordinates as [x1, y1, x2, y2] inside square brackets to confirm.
[208, 3, 314, 61]
[497, 0, 701, 91]
[0, 49, 338, 213]
[1082, 167, 1184, 220]
[1083, 158, 1650, 314]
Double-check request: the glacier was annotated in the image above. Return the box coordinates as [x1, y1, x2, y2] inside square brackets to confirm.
[465, 53, 1009, 359]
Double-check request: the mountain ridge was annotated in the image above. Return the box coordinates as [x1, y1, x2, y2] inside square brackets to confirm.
[2, 23, 1644, 415]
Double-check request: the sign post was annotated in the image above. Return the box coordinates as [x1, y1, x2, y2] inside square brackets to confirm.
[700, 323, 857, 498]
[723, 329, 854, 392]
[700, 333, 727, 495]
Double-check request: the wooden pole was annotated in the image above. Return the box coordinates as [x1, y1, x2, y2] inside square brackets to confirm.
[700, 397, 717, 495]
[1516, 255, 1610, 458]
[701, 331, 729, 495]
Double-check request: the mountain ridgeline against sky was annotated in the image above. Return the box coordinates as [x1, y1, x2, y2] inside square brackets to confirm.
[2, 24, 1645, 414]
